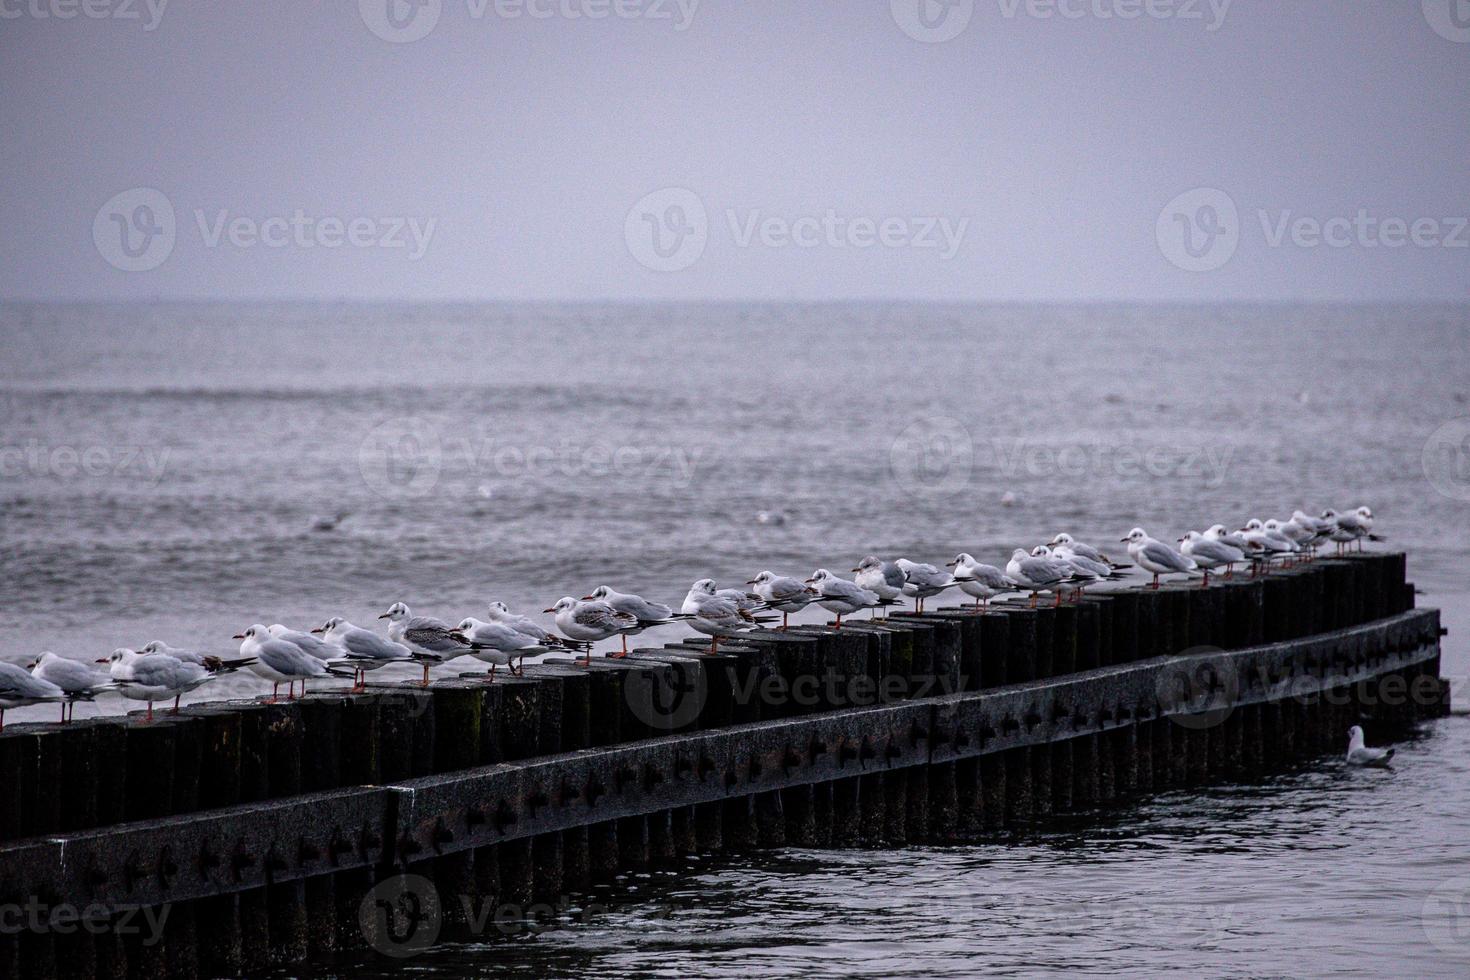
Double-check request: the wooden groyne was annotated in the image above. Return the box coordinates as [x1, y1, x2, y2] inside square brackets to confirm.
[0, 553, 1450, 976]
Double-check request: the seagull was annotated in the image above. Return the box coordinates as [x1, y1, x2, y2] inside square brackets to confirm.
[581, 586, 682, 656]
[451, 618, 547, 679]
[267, 624, 336, 662]
[235, 624, 353, 701]
[895, 558, 957, 613]
[1326, 506, 1382, 553]
[139, 641, 255, 673]
[1047, 533, 1131, 570]
[1033, 545, 1099, 601]
[1269, 517, 1317, 559]
[0, 661, 65, 731]
[945, 554, 1013, 610]
[805, 569, 881, 629]
[681, 579, 762, 616]
[1345, 725, 1394, 767]
[545, 597, 639, 665]
[1178, 530, 1246, 586]
[852, 556, 906, 618]
[312, 617, 418, 692]
[379, 602, 471, 686]
[1291, 510, 1335, 554]
[28, 652, 113, 723]
[1007, 548, 1074, 607]
[1120, 528, 1196, 590]
[486, 600, 588, 652]
[746, 571, 820, 630]
[101, 648, 215, 721]
[683, 591, 770, 655]
[1241, 519, 1298, 568]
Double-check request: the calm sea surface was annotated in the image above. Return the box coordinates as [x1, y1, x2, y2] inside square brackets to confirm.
[2, 302, 1469, 976]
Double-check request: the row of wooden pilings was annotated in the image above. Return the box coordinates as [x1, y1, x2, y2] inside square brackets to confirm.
[0, 553, 1448, 977]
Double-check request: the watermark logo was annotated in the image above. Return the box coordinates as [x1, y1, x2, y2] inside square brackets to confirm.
[625, 187, 708, 272]
[1423, 417, 1470, 502]
[359, 0, 442, 42]
[889, 416, 975, 494]
[1155, 647, 1237, 730]
[1422, 875, 1470, 956]
[624, 662, 707, 731]
[891, 0, 973, 42]
[1156, 187, 1238, 272]
[358, 417, 443, 499]
[94, 188, 175, 272]
[360, 874, 442, 957]
[1423, 0, 1470, 43]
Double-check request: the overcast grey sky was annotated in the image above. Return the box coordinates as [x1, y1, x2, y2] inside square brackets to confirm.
[2, 0, 1466, 302]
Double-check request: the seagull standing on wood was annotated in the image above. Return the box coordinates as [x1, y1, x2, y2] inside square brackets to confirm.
[805, 569, 881, 629]
[746, 571, 819, 630]
[380, 602, 471, 686]
[1121, 528, 1196, 590]
[28, 652, 113, 723]
[946, 554, 1012, 610]
[852, 556, 906, 618]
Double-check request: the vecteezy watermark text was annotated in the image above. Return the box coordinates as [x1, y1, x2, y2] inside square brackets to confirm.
[358, 0, 698, 43]
[357, 416, 708, 499]
[0, 0, 168, 30]
[624, 187, 969, 272]
[1, 441, 170, 484]
[0, 899, 169, 944]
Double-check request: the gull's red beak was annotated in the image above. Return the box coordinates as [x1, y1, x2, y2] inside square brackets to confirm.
[377, 613, 389, 619]
[232, 632, 245, 639]
[309, 627, 324, 634]
[542, 607, 555, 613]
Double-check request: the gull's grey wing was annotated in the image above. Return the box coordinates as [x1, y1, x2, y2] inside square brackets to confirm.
[1018, 557, 1067, 586]
[1193, 540, 1243, 564]
[767, 577, 815, 604]
[0, 663, 63, 699]
[970, 564, 1013, 590]
[612, 594, 675, 622]
[1141, 540, 1193, 572]
[130, 654, 207, 690]
[342, 627, 412, 661]
[40, 658, 108, 694]
[404, 617, 470, 654]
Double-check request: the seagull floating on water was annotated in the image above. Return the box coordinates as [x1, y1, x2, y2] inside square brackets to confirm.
[1346, 725, 1394, 767]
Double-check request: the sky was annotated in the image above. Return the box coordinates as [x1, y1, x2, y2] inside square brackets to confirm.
[1, 0, 1467, 303]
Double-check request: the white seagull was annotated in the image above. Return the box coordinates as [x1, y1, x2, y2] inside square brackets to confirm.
[683, 591, 769, 655]
[1179, 530, 1246, 587]
[946, 554, 1013, 610]
[236, 624, 353, 701]
[1121, 528, 1196, 590]
[746, 571, 820, 630]
[451, 618, 547, 679]
[101, 648, 216, 721]
[1345, 725, 1394, 767]
[581, 586, 681, 656]
[312, 617, 418, 691]
[1005, 548, 1073, 607]
[28, 652, 113, 723]
[545, 597, 639, 664]
[852, 556, 906, 618]
[895, 558, 958, 613]
[805, 569, 881, 629]
[380, 602, 472, 686]
[1047, 533, 1130, 570]
[0, 661, 65, 731]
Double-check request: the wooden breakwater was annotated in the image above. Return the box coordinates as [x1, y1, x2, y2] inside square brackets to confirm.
[0, 553, 1450, 977]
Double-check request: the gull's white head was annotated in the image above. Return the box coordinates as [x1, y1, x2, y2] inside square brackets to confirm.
[1010, 548, 1029, 561]
[455, 618, 478, 632]
[487, 601, 510, 616]
[106, 648, 137, 666]
[1031, 545, 1052, 558]
[690, 578, 718, 595]
[379, 602, 410, 622]
[237, 624, 269, 640]
[548, 597, 579, 614]
[1356, 506, 1373, 520]
[748, 570, 775, 585]
[314, 616, 349, 635]
[140, 640, 169, 655]
[27, 651, 57, 671]
[1347, 724, 1365, 747]
[854, 555, 883, 573]
[1242, 519, 1264, 532]
[1263, 519, 1283, 532]
[1180, 530, 1203, 544]
[267, 624, 292, 637]
[1321, 508, 1339, 521]
[806, 568, 834, 584]
[947, 553, 974, 568]
[1048, 533, 1075, 548]
[1204, 524, 1228, 539]
[1122, 528, 1148, 545]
